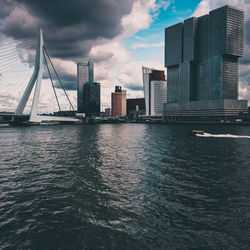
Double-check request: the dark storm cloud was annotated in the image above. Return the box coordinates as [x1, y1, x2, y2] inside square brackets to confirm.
[41, 59, 77, 90]
[0, 0, 134, 60]
[240, 19, 250, 65]
[240, 67, 250, 86]
[0, 0, 135, 90]
[245, 19, 250, 44]
[54, 80, 77, 91]
[239, 18, 250, 87]
[0, 0, 15, 18]
[43, 71, 77, 91]
[240, 57, 250, 65]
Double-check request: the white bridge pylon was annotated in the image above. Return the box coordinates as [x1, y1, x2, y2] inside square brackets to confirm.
[15, 28, 78, 124]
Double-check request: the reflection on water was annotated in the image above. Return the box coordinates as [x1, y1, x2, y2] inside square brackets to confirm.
[0, 124, 250, 249]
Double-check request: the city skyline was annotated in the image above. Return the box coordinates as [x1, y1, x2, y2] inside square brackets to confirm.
[0, 2, 250, 248]
[0, 0, 250, 113]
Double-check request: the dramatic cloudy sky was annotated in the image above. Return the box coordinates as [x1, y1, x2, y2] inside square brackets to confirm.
[0, 0, 249, 112]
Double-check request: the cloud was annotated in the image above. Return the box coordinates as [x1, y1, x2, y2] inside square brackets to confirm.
[0, 92, 20, 112]
[0, 0, 170, 111]
[0, 0, 15, 19]
[131, 42, 164, 49]
[88, 0, 166, 109]
[0, 0, 134, 59]
[0, 0, 136, 98]
[43, 57, 77, 90]
[0, 0, 136, 95]
[0, 0, 161, 84]
[117, 60, 165, 91]
[239, 77, 250, 101]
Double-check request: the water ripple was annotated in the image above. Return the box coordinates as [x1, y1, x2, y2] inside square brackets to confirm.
[0, 124, 250, 249]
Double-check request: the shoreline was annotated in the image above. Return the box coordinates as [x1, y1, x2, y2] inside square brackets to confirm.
[1, 120, 250, 127]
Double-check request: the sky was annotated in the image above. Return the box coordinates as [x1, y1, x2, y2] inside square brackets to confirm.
[0, 0, 250, 113]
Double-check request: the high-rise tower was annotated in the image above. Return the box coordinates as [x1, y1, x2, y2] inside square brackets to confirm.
[164, 5, 247, 120]
[142, 67, 167, 116]
[77, 61, 94, 113]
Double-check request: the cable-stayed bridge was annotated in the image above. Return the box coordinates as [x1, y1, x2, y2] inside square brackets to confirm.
[0, 29, 79, 125]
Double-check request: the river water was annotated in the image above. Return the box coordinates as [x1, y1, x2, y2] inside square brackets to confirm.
[0, 124, 250, 249]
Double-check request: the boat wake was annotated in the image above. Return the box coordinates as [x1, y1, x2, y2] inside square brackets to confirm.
[0, 124, 9, 128]
[196, 132, 250, 139]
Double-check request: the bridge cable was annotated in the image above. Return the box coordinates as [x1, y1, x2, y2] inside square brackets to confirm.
[43, 46, 75, 113]
[0, 38, 36, 48]
[0, 51, 28, 67]
[0, 51, 32, 73]
[0, 62, 24, 74]
[5, 67, 34, 93]
[43, 50, 62, 112]
[0, 54, 22, 63]
[0, 44, 36, 55]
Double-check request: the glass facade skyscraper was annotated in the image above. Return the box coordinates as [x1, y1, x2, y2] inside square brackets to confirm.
[164, 5, 247, 119]
[77, 61, 94, 113]
[77, 61, 100, 116]
[83, 82, 100, 116]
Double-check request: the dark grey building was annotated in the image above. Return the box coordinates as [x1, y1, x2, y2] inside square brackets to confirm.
[83, 82, 100, 116]
[77, 61, 100, 116]
[126, 98, 145, 119]
[164, 5, 247, 120]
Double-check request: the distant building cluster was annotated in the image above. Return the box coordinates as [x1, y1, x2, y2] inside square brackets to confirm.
[76, 5, 247, 122]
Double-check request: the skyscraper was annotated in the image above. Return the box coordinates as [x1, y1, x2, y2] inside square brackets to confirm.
[142, 67, 167, 116]
[77, 61, 100, 116]
[111, 86, 126, 117]
[83, 82, 100, 116]
[77, 61, 94, 113]
[164, 5, 247, 120]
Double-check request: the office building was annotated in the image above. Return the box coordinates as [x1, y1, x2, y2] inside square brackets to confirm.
[83, 82, 100, 116]
[111, 86, 126, 117]
[142, 67, 167, 116]
[164, 5, 247, 120]
[77, 61, 100, 116]
[127, 98, 145, 120]
[77, 61, 94, 113]
[126, 98, 145, 116]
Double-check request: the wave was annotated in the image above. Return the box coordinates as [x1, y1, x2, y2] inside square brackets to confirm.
[0, 124, 9, 128]
[196, 132, 250, 139]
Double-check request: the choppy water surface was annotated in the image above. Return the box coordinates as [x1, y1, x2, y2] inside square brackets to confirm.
[0, 124, 250, 249]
